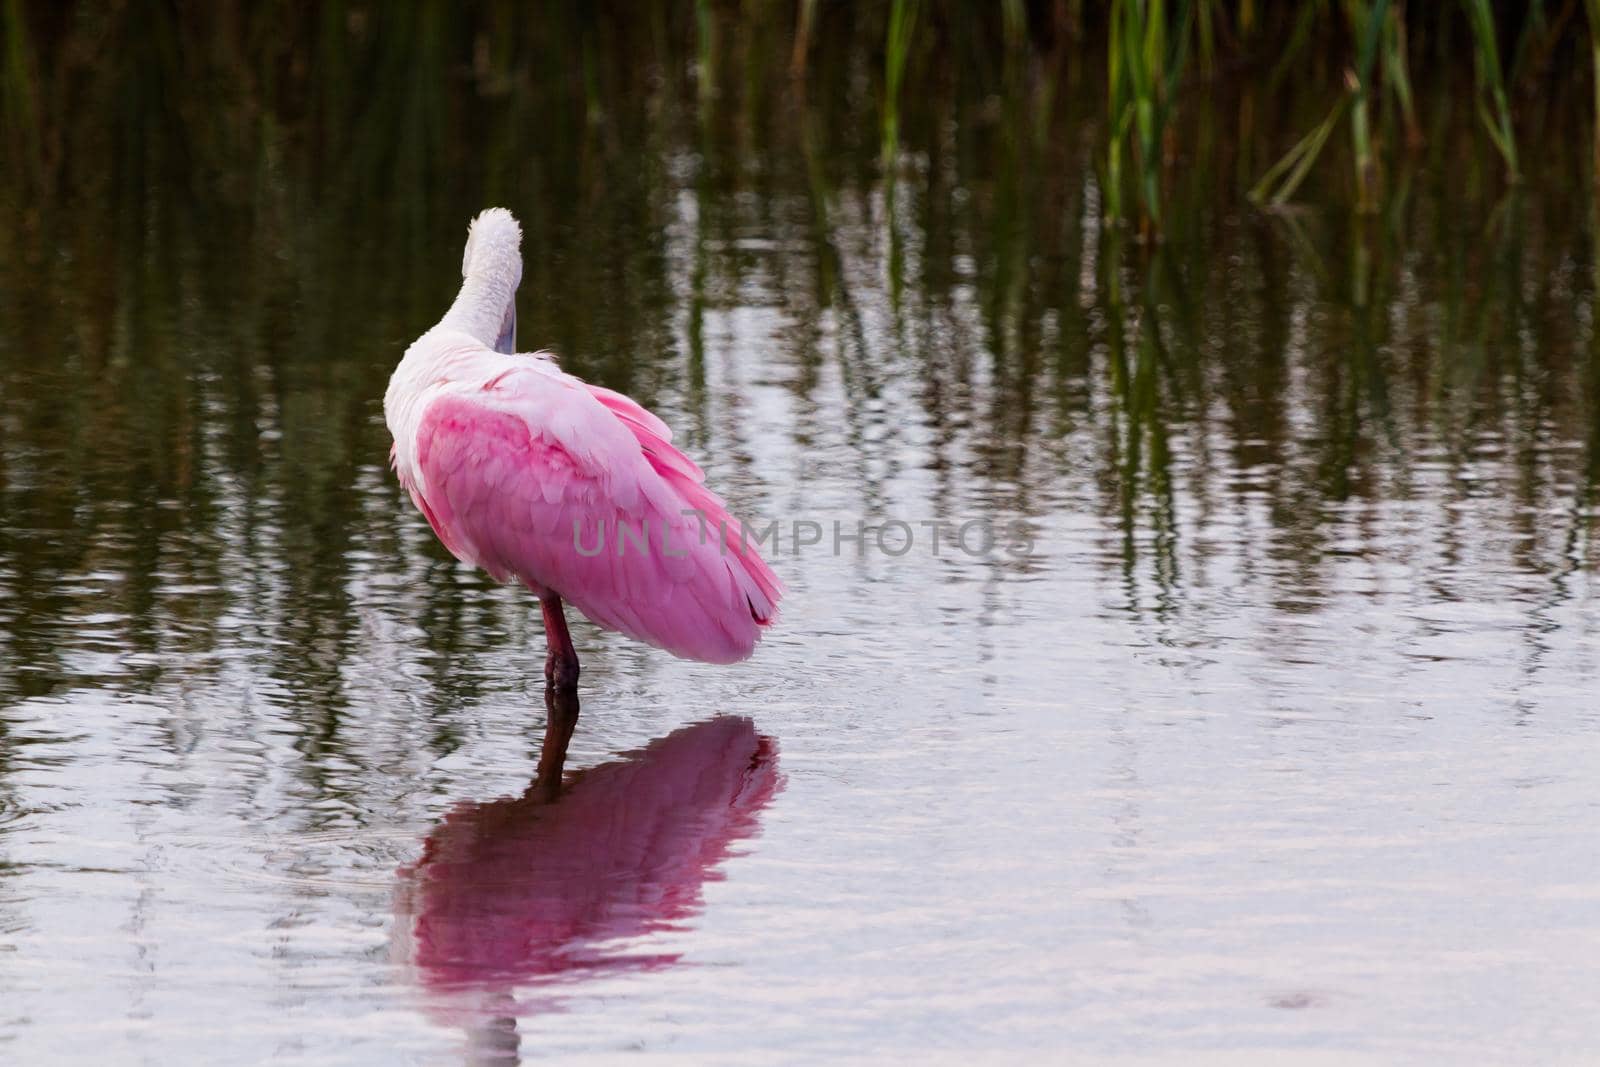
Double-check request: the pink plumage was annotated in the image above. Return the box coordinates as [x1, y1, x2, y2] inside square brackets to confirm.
[385, 208, 781, 676]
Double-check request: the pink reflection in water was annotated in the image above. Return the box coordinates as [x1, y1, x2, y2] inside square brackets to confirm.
[393, 712, 782, 996]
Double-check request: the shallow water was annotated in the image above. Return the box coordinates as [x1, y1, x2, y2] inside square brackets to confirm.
[4, 12, 1600, 1064]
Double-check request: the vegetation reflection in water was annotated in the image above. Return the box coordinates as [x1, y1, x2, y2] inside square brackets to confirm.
[0, 12, 1593, 707]
[0, 3, 1595, 788]
[0, 3, 1599, 1060]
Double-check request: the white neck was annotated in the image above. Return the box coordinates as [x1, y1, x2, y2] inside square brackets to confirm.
[439, 273, 515, 347]
[438, 207, 523, 348]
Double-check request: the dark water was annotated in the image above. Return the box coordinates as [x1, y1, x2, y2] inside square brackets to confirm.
[3, 9, 1600, 1063]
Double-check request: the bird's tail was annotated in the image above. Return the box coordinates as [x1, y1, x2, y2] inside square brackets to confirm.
[669, 474, 783, 626]
[585, 383, 783, 626]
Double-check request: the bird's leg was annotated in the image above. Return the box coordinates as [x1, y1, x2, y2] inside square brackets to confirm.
[541, 593, 580, 691]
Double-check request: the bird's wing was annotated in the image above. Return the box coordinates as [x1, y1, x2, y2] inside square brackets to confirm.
[412, 363, 781, 664]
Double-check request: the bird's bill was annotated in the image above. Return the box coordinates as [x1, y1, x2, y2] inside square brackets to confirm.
[494, 302, 517, 354]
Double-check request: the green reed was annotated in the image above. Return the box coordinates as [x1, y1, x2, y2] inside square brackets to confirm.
[1460, 0, 1519, 181]
[1249, 0, 1393, 211]
[1348, 0, 1391, 211]
[4, 1, 1599, 233]
[1, 0, 41, 181]
[1105, 0, 1192, 236]
[1382, 3, 1419, 149]
[1587, 0, 1600, 182]
[882, 0, 917, 173]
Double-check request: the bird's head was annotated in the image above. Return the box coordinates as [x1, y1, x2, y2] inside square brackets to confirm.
[461, 208, 523, 353]
[462, 207, 523, 283]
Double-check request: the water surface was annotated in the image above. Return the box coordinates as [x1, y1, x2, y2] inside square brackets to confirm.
[2, 10, 1600, 1064]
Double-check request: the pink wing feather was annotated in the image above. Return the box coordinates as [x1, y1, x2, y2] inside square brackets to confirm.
[408, 362, 781, 664]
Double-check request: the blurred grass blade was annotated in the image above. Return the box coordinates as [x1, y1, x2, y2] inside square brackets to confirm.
[1249, 96, 1350, 206]
[1588, 0, 1600, 181]
[1383, 3, 1420, 147]
[882, 0, 918, 173]
[1, 0, 41, 180]
[1460, 0, 1520, 179]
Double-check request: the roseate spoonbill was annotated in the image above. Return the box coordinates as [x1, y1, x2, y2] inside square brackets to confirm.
[385, 208, 782, 689]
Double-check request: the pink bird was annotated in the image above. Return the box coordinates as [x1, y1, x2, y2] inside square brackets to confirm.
[386, 208, 782, 689]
